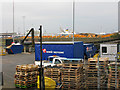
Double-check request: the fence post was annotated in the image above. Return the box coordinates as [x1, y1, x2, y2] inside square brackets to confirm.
[97, 52, 100, 89]
[115, 54, 118, 89]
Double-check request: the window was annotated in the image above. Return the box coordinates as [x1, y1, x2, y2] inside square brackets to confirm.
[49, 58, 53, 62]
[55, 59, 61, 64]
[48, 57, 53, 62]
[102, 47, 107, 53]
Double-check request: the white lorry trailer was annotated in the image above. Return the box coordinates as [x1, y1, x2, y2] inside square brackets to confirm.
[100, 44, 120, 61]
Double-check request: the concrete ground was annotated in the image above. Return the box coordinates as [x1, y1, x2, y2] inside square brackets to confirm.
[2, 52, 35, 88]
[1, 53, 108, 89]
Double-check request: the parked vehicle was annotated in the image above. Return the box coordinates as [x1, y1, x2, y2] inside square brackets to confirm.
[84, 43, 97, 59]
[35, 41, 97, 65]
[35, 55, 67, 67]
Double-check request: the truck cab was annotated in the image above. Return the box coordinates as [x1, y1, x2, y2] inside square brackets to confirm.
[35, 56, 67, 67]
[83, 44, 97, 59]
[47, 56, 60, 63]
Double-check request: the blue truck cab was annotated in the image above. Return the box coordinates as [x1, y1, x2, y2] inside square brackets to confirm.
[83, 43, 97, 59]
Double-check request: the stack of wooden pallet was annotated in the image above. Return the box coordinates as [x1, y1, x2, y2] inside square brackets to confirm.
[44, 66, 62, 85]
[108, 62, 120, 88]
[14, 64, 39, 88]
[86, 57, 109, 89]
[61, 59, 84, 89]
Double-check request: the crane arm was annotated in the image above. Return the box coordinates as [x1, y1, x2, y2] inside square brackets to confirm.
[21, 28, 35, 47]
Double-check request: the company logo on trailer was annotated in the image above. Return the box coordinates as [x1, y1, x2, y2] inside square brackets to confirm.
[42, 49, 46, 53]
[42, 49, 64, 54]
[86, 47, 92, 52]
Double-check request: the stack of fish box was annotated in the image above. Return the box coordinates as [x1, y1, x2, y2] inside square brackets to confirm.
[14, 64, 39, 88]
[44, 65, 62, 86]
[61, 58, 84, 89]
[108, 62, 120, 89]
[86, 57, 109, 89]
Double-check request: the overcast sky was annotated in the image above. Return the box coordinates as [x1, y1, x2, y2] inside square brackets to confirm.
[1, 0, 119, 34]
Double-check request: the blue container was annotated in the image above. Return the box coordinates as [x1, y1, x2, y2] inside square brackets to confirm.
[83, 44, 97, 58]
[35, 42, 84, 61]
[6, 45, 24, 54]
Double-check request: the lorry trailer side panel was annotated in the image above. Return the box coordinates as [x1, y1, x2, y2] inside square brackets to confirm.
[74, 42, 84, 59]
[35, 42, 84, 61]
[35, 44, 74, 60]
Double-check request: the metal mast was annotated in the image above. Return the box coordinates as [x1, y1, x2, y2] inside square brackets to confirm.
[72, 0, 75, 42]
[115, 55, 117, 89]
[97, 53, 100, 89]
[13, 0, 15, 42]
[23, 16, 26, 36]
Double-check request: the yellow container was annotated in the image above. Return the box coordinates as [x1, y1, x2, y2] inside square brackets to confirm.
[93, 53, 99, 58]
[37, 76, 56, 90]
[45, 77, 56, 89]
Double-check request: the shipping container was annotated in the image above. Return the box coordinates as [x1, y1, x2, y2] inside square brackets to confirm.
[6, 45, 24, 54]
[35, 41, 84, 61]
[100, 44, 120, 61]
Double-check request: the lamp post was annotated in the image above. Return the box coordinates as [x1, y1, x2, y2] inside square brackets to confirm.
[13, 0, 15, 42]
[22, 16, 26, 36]
[72, 0, 75, 42]
[39, 25, 45, 90]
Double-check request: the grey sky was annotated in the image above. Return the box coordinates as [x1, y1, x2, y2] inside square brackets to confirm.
[1, 1, 118, 34]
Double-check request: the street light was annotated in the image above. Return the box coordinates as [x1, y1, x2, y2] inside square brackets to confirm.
[13, 0, 14, 42]
[22, 16, 26, 36]
[39, 25, 45, 90]
[72, 0, 75, 42]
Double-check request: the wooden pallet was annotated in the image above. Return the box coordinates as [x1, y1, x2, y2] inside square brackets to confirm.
[16, 64, 38, 72]
[62, 83, 80, 88]
[61, 64, 84, 89]
[15, 64, 39, 89]
[62, 59, 83, 63]
[85, 58, 108, 88]
[14, 79, 22, 84]
[108, 62, 120, 89]
[45, 68, 61, 71]
[44, 68, 61, 76]
[108, 84, 119, 88]
[62, 86, 79, 90]
[62, 77, 82, 82]
[44, 68, 61, 84]
[62, 63, 83, 69]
